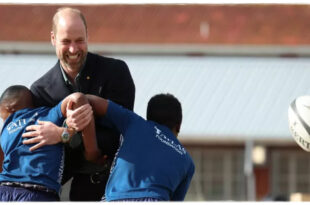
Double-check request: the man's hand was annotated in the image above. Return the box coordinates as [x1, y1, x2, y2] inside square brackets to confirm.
[66, 101, 93, 131]
[22, 120, 63, 151]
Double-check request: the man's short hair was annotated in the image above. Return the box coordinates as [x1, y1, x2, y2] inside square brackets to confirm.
[147, 93, 182, 130]
[52, 7, 88, 35]
[0, 85, 30, 104]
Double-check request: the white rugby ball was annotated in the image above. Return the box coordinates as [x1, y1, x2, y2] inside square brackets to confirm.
[288, 96, 310, 152]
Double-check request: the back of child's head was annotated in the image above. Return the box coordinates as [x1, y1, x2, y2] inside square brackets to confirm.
[146, 93, 182, 130]
[0, 85, 33, 109]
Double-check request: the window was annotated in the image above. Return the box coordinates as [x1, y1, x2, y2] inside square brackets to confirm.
[271, 150, 310, 197]
[185, 147, 246, 201]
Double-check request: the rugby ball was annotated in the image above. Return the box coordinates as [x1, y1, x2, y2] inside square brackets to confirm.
[288, 96, 310, 152]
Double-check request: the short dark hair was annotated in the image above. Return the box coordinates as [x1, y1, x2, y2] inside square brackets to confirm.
[0, 85, 30, 104]
[147, 93, 182, 130]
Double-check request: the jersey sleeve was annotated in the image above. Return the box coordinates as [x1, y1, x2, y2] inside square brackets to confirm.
[44, 100, 65, 126]
[104, 100, 135, 134]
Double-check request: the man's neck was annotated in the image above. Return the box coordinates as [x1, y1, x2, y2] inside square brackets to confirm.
[67, 73, 77, 85]
[60, 64, 79, 85]
[64, 68, 79, 82]
[60, 56, 87, 85]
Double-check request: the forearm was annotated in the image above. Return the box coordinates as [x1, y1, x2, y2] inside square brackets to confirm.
[82, 117, 101, 163]
[86, 94, 109, 117]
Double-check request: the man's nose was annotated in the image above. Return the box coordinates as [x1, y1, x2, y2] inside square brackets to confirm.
[69, 44, 78, 53]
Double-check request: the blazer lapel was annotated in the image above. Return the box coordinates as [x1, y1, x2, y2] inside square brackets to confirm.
[79, 53, 93, 94]
[47, 61, 72, 101]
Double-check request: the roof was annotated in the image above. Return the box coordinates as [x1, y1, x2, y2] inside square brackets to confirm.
[1, 4, 310, 45]
[0, 53, 309, 144]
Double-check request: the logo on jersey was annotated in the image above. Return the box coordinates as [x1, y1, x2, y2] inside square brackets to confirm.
[154, 126, 186, 155]
[6, 112, 38, 134]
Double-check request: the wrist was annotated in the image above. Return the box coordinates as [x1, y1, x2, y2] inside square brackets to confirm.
[57, 127, 64, 143]
[61, 127, 76, 143]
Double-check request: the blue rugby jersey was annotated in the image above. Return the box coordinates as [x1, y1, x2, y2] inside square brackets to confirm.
[0, 102, 65, 194]
[104, 101, 195, 201]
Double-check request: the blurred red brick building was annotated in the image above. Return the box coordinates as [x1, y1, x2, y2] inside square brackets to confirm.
[1, 4, 310, 45]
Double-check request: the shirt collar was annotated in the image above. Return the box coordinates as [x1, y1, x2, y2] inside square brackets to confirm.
[59, 56, 87, 86]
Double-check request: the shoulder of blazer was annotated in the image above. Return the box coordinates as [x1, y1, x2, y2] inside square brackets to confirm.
[30, 61, 70, 107]
[87, 52, 128, 71]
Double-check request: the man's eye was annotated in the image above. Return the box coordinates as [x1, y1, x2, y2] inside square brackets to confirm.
[61, 40, 70, 44]
[76, 40, 85, 43]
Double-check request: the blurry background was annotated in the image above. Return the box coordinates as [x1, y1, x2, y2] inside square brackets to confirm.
[1, 1, 310, 201]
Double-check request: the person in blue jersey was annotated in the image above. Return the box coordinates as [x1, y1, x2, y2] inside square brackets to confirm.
[0, 85, 101, 201]
[65, 93, 195, 201]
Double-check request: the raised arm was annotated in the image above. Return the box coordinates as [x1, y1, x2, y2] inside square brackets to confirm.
[64, 93, 100, 163]
[86, 94, 109, 116]
[65, 94, 109, 131]
[22, 93, 100, 163]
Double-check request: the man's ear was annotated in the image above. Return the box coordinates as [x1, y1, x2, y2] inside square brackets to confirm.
[51, 31, 56, 46]
[0, 104, 11, 121]
[6, 106, 15, 113]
